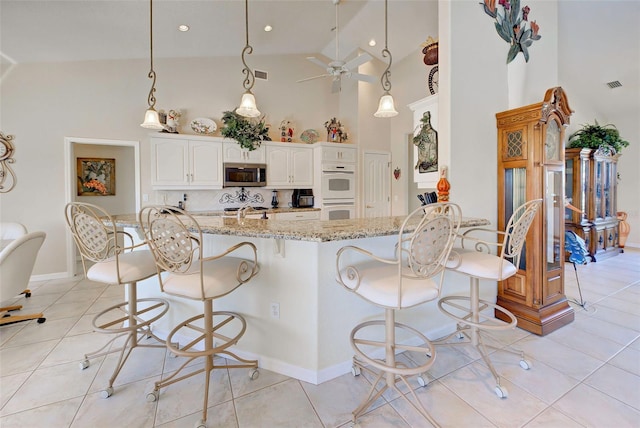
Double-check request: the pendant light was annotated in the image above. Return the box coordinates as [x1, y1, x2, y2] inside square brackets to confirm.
[141, 0, 163, 129]
[374, 0, 398, 118]
[235, 0, 261, 118]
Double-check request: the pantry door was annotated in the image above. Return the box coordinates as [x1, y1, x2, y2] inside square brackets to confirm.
[363, 151, 391, 218]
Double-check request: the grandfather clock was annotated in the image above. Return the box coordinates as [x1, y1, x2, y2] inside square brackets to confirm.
[496, 87, 575, 335]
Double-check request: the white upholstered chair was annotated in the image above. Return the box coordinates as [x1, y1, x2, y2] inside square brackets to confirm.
[0, 231, 46, 326]
[65, 202, 169, 398]
[336, 203, 460, 426]
[1, 222, 33, 301]
[1, 222, 28, 240]
[438, 199, 542, 398]
[139, 205, 260, 428]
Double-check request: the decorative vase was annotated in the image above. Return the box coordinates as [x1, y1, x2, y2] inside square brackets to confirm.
[507, 54, 527, 108]
[617, 211, 630, 250]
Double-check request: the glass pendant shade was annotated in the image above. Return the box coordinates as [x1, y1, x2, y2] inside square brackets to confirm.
[236, 91, 261, 118]
[141, 107, 164, 129]
[374, 93, 398, 118]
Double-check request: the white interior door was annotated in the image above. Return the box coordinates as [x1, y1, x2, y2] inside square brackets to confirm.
[363, 151, 391, 218]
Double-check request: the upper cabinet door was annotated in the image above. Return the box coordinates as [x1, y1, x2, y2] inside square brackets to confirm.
[290, 147, 313, 187]
[190, 141, 222, 186]
[223, 142, 266, 163]
[151, 138, 189, 186]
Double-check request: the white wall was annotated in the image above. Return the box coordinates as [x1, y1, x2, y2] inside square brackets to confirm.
[73, 144, 136, 215]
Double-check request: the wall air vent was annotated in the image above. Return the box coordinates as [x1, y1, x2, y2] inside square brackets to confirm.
[255, 70, 268, 80]
[606, 80, 622, 89]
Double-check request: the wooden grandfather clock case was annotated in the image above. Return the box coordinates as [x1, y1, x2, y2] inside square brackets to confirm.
[496, 87, 575, 335]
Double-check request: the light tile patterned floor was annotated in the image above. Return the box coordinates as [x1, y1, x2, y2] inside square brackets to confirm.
[1, 249, 639, 427]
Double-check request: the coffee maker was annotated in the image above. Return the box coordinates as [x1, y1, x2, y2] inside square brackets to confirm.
[292, 189, 314, 208]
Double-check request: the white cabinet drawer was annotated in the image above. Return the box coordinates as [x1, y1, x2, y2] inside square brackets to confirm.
[274, 211, 320, 221]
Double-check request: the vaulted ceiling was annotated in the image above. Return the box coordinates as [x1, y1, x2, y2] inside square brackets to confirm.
[1, 1, 638, 124]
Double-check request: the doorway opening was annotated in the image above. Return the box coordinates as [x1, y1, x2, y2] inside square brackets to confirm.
[64, 137, 141, 277]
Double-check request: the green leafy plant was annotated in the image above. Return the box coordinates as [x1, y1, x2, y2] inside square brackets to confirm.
[568, 120, 630, 154]
[220, 110, 271, 151]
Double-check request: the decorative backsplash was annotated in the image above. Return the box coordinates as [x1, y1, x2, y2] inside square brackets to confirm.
[155, 188, 294, 211]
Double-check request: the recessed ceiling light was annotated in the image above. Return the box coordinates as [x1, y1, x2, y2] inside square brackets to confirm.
[264, 25, 273, 32]
[369, 39, 376, 47]
[178, 25, 190, 32]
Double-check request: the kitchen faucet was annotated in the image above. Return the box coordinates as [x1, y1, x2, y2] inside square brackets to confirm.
[237, 205, 254, 219]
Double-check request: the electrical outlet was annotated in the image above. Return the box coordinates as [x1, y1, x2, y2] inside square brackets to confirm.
[270, 302, 280, 319]
[142, 193, 149, 202]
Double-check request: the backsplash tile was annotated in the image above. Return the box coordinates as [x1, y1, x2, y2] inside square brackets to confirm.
[154, 189, 294, 212]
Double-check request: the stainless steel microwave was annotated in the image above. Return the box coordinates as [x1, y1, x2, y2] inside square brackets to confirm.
[223, 163, 267, 187]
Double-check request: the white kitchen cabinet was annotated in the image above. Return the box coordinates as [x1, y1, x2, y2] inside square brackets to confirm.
[265, 143, 313, 188]
[274, 211, 320, 221]
[316, 143, 357, 163]
[223, 142, 266, 163]
[151, 135, 223, 189]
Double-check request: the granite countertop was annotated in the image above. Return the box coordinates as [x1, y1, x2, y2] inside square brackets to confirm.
[111, 212, 489, 243]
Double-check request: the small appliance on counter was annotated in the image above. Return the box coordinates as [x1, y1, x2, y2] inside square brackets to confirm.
[292, 189, 314, 208]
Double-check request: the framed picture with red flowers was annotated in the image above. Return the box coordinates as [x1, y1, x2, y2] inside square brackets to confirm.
[77, 158, 115, 196]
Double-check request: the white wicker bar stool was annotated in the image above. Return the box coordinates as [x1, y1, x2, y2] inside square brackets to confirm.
[336, 203, 460, 427]
[139, 206, 259, 428]
[437, 199, 542, 398]
[65, 202, 170, 398]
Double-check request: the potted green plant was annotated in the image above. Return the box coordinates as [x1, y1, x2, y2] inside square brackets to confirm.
[220, 110, 271, 151]
[568, 120, 630, 154]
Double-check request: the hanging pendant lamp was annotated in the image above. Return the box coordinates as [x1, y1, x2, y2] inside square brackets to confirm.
[236, 0, 261, 118]
[374, 0, 398, 118]
[141, 0, 163, 129]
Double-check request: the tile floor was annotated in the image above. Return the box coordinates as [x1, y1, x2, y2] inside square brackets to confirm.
[1, 249, 639, 427]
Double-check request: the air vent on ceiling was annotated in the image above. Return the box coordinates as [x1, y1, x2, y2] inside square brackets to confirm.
[255, 70, 268, 80]
[606, 80, 622, 89]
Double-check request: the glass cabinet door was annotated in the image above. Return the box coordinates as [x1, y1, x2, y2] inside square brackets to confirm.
[565, 158, 573, 221]
[579, 157, 589, 222]
[595, 160, 603, 219]
[545, 170, 563, 269]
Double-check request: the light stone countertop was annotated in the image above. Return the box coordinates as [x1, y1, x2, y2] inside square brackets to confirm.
[110, 212, 489, 243]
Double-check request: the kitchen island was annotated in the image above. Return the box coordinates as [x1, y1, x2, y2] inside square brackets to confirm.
[113, 213, 489, 384]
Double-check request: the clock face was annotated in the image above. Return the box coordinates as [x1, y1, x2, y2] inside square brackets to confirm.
[545, 120, 560, 161]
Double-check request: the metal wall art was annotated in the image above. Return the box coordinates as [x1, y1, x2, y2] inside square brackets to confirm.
[0, 132, 17, 193]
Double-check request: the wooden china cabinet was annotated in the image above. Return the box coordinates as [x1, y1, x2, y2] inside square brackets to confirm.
[495, 87, 574, 335]
[565, 147, 620, 261]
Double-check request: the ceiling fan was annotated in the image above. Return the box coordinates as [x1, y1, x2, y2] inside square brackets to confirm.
[297, 0, 376, 93]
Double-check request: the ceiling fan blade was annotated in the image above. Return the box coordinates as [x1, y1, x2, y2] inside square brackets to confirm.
[349, 72, 377, 83]
[306, 56, 330, 70]
[297, 74, 331, 83]
[331, 77, 341, 93]
[343, 52, 373, 71]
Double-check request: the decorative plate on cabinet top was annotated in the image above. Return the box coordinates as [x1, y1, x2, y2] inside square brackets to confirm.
[300, 129, 320, 144]
[190, 118, 217, 134]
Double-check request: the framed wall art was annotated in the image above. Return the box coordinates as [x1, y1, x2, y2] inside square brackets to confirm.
[77, 157, 115, 196]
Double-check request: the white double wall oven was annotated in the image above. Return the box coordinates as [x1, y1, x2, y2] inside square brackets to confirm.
[314, 144, 357, 220]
